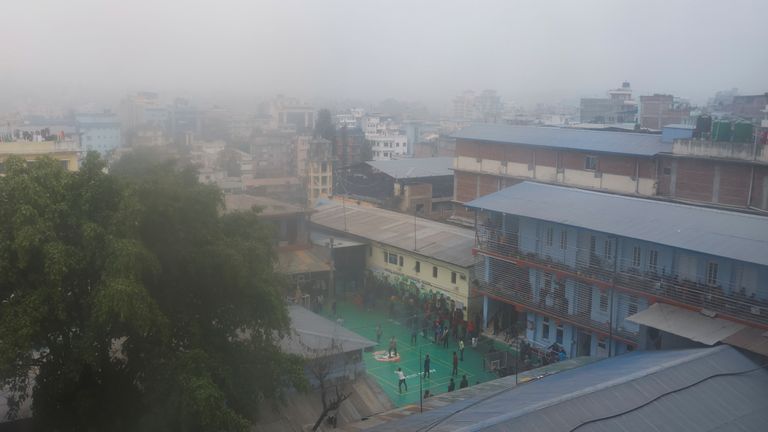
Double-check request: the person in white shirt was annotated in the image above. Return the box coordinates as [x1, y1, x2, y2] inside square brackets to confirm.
[395, 367, 407, 394]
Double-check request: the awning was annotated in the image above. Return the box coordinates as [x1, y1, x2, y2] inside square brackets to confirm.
[276, 247, 331, 275]
[626, 303, 744, 345]
[722, 327, 768, 357]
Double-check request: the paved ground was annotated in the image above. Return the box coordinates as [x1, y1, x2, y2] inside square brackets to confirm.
[323, 300, 517, 407]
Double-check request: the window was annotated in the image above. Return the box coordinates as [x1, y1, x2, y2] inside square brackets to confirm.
[585, 155, 598, 171]
[560, 230, 568, 250]
[542, 317, 550, 340]
[415, 261, 421, 273]
[632, 246, 641, 267]
[432, 266, 438, 278]
[545, 227, 554, 247]
[707, 262, 719, 286]
[388, 253, 398, 265]
[649, 250, 658, 272]
[628, 296, 639, 316]
[556, 323, 564, 344]
[603, 239, 612, 259]
[398, 255, 403, 267]
[451, 272, 457, 284]
[599, 291, 609, 312]
[663, 167, 672, 175]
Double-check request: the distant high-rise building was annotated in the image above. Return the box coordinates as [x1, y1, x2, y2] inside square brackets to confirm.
[268, 95, 316, 132]
[76, 112, 121, 156]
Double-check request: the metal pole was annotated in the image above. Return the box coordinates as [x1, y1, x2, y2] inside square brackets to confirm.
[608, 236, 618, 357]
[515, 341, 519, 386]
[419, 346, 423, 413]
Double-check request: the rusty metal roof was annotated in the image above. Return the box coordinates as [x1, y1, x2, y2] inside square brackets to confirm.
[311, 202, 476, 268]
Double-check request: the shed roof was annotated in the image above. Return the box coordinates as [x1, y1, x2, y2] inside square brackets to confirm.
[466, 182, 768, 266]
[223, 194, 305, 216]
[452, 124, 670, 156]
[364, 345, 768, 432]
[311, 201, 475, 267]
[626, 303, 744, 345]
[279, 305, 376, 357]
[366, 157, 454, 179]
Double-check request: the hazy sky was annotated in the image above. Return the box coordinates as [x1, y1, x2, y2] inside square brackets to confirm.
[2, 0, 766, 110]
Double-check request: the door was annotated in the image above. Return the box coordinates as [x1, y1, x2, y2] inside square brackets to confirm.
[576, 331, 592, 357]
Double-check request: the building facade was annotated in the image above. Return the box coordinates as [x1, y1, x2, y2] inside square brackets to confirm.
[468, 182, 768, 358]
[76, 112, 121, 156]
[639, 94, 691, 130]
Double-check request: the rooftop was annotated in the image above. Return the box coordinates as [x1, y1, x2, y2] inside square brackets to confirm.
[452, 124, 670, 156]
[360, 345, 768, 432]
[223, 194, 305, 217]
[311, 201, 475, 267]
[366, 157, 454, 179]
[466, 181, 768, 267]
[279, 305, 376, 357]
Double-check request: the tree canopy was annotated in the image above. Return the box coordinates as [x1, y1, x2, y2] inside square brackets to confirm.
[0, 153, 305, 431]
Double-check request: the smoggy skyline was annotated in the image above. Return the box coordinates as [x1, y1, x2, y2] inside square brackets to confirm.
[1, 0, 766, 111]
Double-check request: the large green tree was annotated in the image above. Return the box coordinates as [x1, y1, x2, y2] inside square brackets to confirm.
[0, 153, 304, 431]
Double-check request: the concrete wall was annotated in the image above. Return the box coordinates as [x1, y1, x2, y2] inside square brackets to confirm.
[367, 242, 472, 309]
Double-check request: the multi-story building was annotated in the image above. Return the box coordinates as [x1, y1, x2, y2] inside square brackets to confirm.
[268, 95, 316, 132]
[335, 126, 366, 166]
[0, 140, 80, 173]
[451, 123, 768, 218]
[579, 82, 637, 124]
[639, 94, 691, 130]
[249, 130, 296, 178]
[76, 112, 121, 156]
[452, 89, 504, 123]
[295, 136, 333, 206]
[451, 125, 670, 219]
[467, 181, 768, 358]
[311, 201, 477, 312]
[369, 134, 408, 160]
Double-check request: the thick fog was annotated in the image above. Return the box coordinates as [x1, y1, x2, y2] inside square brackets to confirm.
[2, 0, 766, 109]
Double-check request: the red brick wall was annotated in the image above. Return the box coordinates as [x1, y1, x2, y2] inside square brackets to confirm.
[505, 145, 534, 164]
[718, 164, 750, 206]
[534, 148, 558, 167]
[478, 174, 501, 196]
[674, 159, 715, 202]
[455, 171, 478, 203]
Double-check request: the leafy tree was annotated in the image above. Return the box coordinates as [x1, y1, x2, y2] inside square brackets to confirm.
[0, 153, 305, 431]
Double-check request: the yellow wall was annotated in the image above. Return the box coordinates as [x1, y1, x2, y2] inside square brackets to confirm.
[0, 150, 79, 172]
[366, 242, 471, 308]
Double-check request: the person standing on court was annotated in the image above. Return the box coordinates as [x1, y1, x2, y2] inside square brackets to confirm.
[452, 351, 459, 376]
[458, 339, 465, 361]
[389, 336, 398, 357]
[410, 323, 418, 345]
[395, 368, 407, 394]
[460, 375, 469, 389]
[375, 324, 382, 344]
[447, 378, 455, 392]
[423, 354, 431, 378]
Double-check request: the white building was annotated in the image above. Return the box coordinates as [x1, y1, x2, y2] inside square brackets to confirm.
[362, 114, 408, 160]
[335, 108, 365, 129]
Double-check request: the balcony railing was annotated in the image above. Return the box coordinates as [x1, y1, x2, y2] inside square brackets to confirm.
[475, 231, 768, 328]
[474, 275, 639, 344]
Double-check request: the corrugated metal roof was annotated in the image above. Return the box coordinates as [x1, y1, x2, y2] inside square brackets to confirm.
[280, 305, 376, 357]
[311, 201, 475, 267]
[223, 194, 305, 216]
[366, 157, 454, 179]
[721, 327, 768, 357]
[276, 247, 331, 275]
[466, 182, 768, 267]
[452, 124, 670, 156]
[364, 345, 768, 432]
[626, 303, 744, 345]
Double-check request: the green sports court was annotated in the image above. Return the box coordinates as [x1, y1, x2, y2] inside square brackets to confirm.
[323, 300, 517, 407]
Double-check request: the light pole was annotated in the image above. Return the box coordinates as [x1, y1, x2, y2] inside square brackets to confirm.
[419, 345, 423, 413]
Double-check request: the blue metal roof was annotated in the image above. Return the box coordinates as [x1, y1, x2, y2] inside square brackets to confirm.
[465, 182, 768, 267]
[366, 345, 768, 432]
[451, 124, 670, 156]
